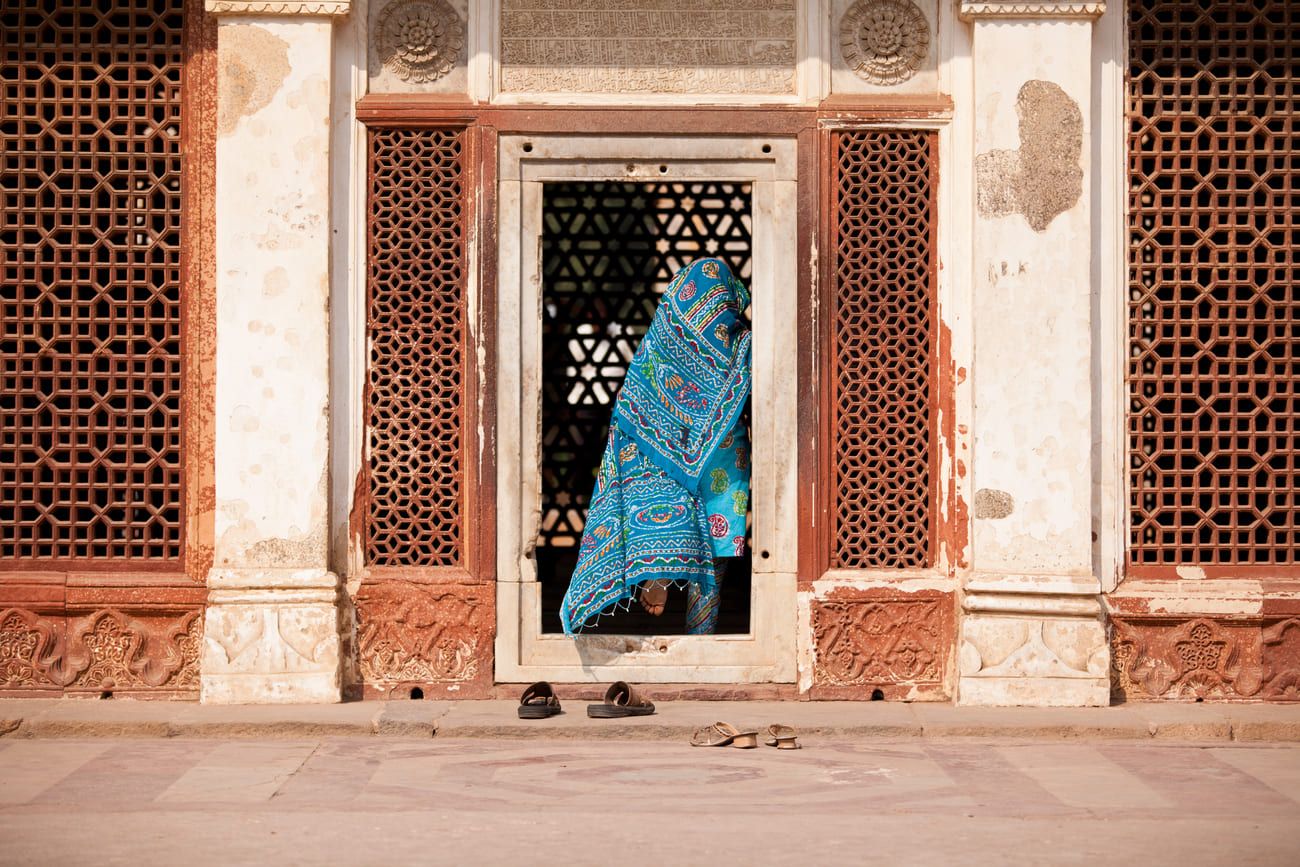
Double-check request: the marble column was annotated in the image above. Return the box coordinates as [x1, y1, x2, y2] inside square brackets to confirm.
[957, 0, 1110, 705]
[200, 0, 351, 703]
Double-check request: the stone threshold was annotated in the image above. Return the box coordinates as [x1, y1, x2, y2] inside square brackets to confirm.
[1, 699, 1297, 742]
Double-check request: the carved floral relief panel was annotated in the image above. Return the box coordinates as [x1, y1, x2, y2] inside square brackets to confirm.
[810, 588, 955, 699]
[0, 606, 202, 697]
[369, 0, 469, 94]
[62, 609, 202, 696]
[0, 609, 64, 694]
[831, 0, 938, 95]
[355, 581, 494, 698]
[1112, 616, 1300, 702]
[499, 0, 798, 95]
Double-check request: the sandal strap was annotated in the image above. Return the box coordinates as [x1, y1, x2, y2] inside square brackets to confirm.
[691, 722, 736, 746]
[520, 681, 554, 705]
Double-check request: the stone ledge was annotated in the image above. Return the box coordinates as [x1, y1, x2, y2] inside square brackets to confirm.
[204, 0, 351, 15]
[958, 1, 1106, 20]
[0, 699, 1296, 742]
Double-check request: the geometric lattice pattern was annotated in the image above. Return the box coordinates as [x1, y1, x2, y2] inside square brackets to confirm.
[0, 0, 187, 562]
[1127, 0, 1299, 567]
[831, 130, 934, 569]
[537, 181, 752, 550]
[365, 128, 465, 567]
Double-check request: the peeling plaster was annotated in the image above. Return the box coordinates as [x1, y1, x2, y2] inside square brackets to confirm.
[217, 25, 290, 136]
[974, 488, 1015, 520]
[975, 80, 1083, 232]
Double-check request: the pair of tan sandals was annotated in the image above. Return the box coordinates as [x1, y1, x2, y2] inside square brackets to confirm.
[690, 722, 799, 750]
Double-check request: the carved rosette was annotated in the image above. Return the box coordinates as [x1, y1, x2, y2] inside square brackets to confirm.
[355, 580, 493, 697]
[810, 590, 954, 699]
[839, 0, 930, 86]
[373, 0, 465, 84]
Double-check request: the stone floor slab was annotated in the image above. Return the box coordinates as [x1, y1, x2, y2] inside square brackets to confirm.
[1, 738, 1298, 865]
[156, 741, 319, 803]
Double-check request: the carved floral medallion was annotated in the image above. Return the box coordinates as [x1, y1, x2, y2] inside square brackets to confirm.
[839, 0, 930, 86]
[374, 0, 465, 84]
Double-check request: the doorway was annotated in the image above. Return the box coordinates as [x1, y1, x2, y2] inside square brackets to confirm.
[535, 180, 754, 635]
[495, 135, 798, 683]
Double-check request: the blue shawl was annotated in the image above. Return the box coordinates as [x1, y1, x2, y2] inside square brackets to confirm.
[561, 258, 752, 634]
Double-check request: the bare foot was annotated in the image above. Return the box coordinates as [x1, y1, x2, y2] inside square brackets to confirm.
[639, 580, 669, 616]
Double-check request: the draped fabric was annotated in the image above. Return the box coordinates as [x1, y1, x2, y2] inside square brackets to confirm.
[560, 258, 752, 634]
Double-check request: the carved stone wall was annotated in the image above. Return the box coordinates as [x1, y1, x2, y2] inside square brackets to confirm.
[368, 0, 469, 95]
[809, 588, 955, 700]
[1111, 616, 1300, 702]
[498, 0, 798, 95]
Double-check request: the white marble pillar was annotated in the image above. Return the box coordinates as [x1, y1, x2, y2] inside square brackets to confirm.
[201, 0, 351, 703]
[957, 0, 1110, 706]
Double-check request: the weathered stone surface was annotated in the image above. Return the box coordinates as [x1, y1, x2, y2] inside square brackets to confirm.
[202, 570, 341, 704]
[205, 16, 343, 703]
[975, 80, 1084, 232]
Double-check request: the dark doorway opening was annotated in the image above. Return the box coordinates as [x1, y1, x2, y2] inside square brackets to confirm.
[536, 181, 754, 635]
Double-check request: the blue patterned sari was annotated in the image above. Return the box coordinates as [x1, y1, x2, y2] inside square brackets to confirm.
[560, 258, 752, 634]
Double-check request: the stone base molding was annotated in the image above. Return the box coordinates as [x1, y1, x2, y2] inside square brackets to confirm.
[958, 577, 1109, 706]
[1, 605, 203, 699]
[201, 568, 342, 703]
[353, 579, 495, 699]
[807, 587, 956, 701]
[1106, 582, 1300, 702]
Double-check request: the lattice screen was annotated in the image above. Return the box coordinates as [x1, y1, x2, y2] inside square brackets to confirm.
[0, 0, 187, 562]
[537, 181, 752, 551]
[1128, 0, 1299, 567]
[365, 128, 467, 568]
[830, 130, 934, 569]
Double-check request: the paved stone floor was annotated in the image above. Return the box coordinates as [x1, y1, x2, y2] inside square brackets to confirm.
[1, 737, 1298, 865]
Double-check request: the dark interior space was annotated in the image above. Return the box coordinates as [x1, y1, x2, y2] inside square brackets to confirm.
[535, 180, 754, 635]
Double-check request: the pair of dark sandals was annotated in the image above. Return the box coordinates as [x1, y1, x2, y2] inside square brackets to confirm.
[517, 680, 657, 719]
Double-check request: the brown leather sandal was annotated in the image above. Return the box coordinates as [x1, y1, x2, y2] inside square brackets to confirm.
[517, 681, 562, 719]
[764, 724, 800, 749]
[690, 722, 758, 749]
[587, 681, 656, 718]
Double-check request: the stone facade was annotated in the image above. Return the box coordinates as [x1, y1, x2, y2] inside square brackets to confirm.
[1, 0, 1296, 706]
